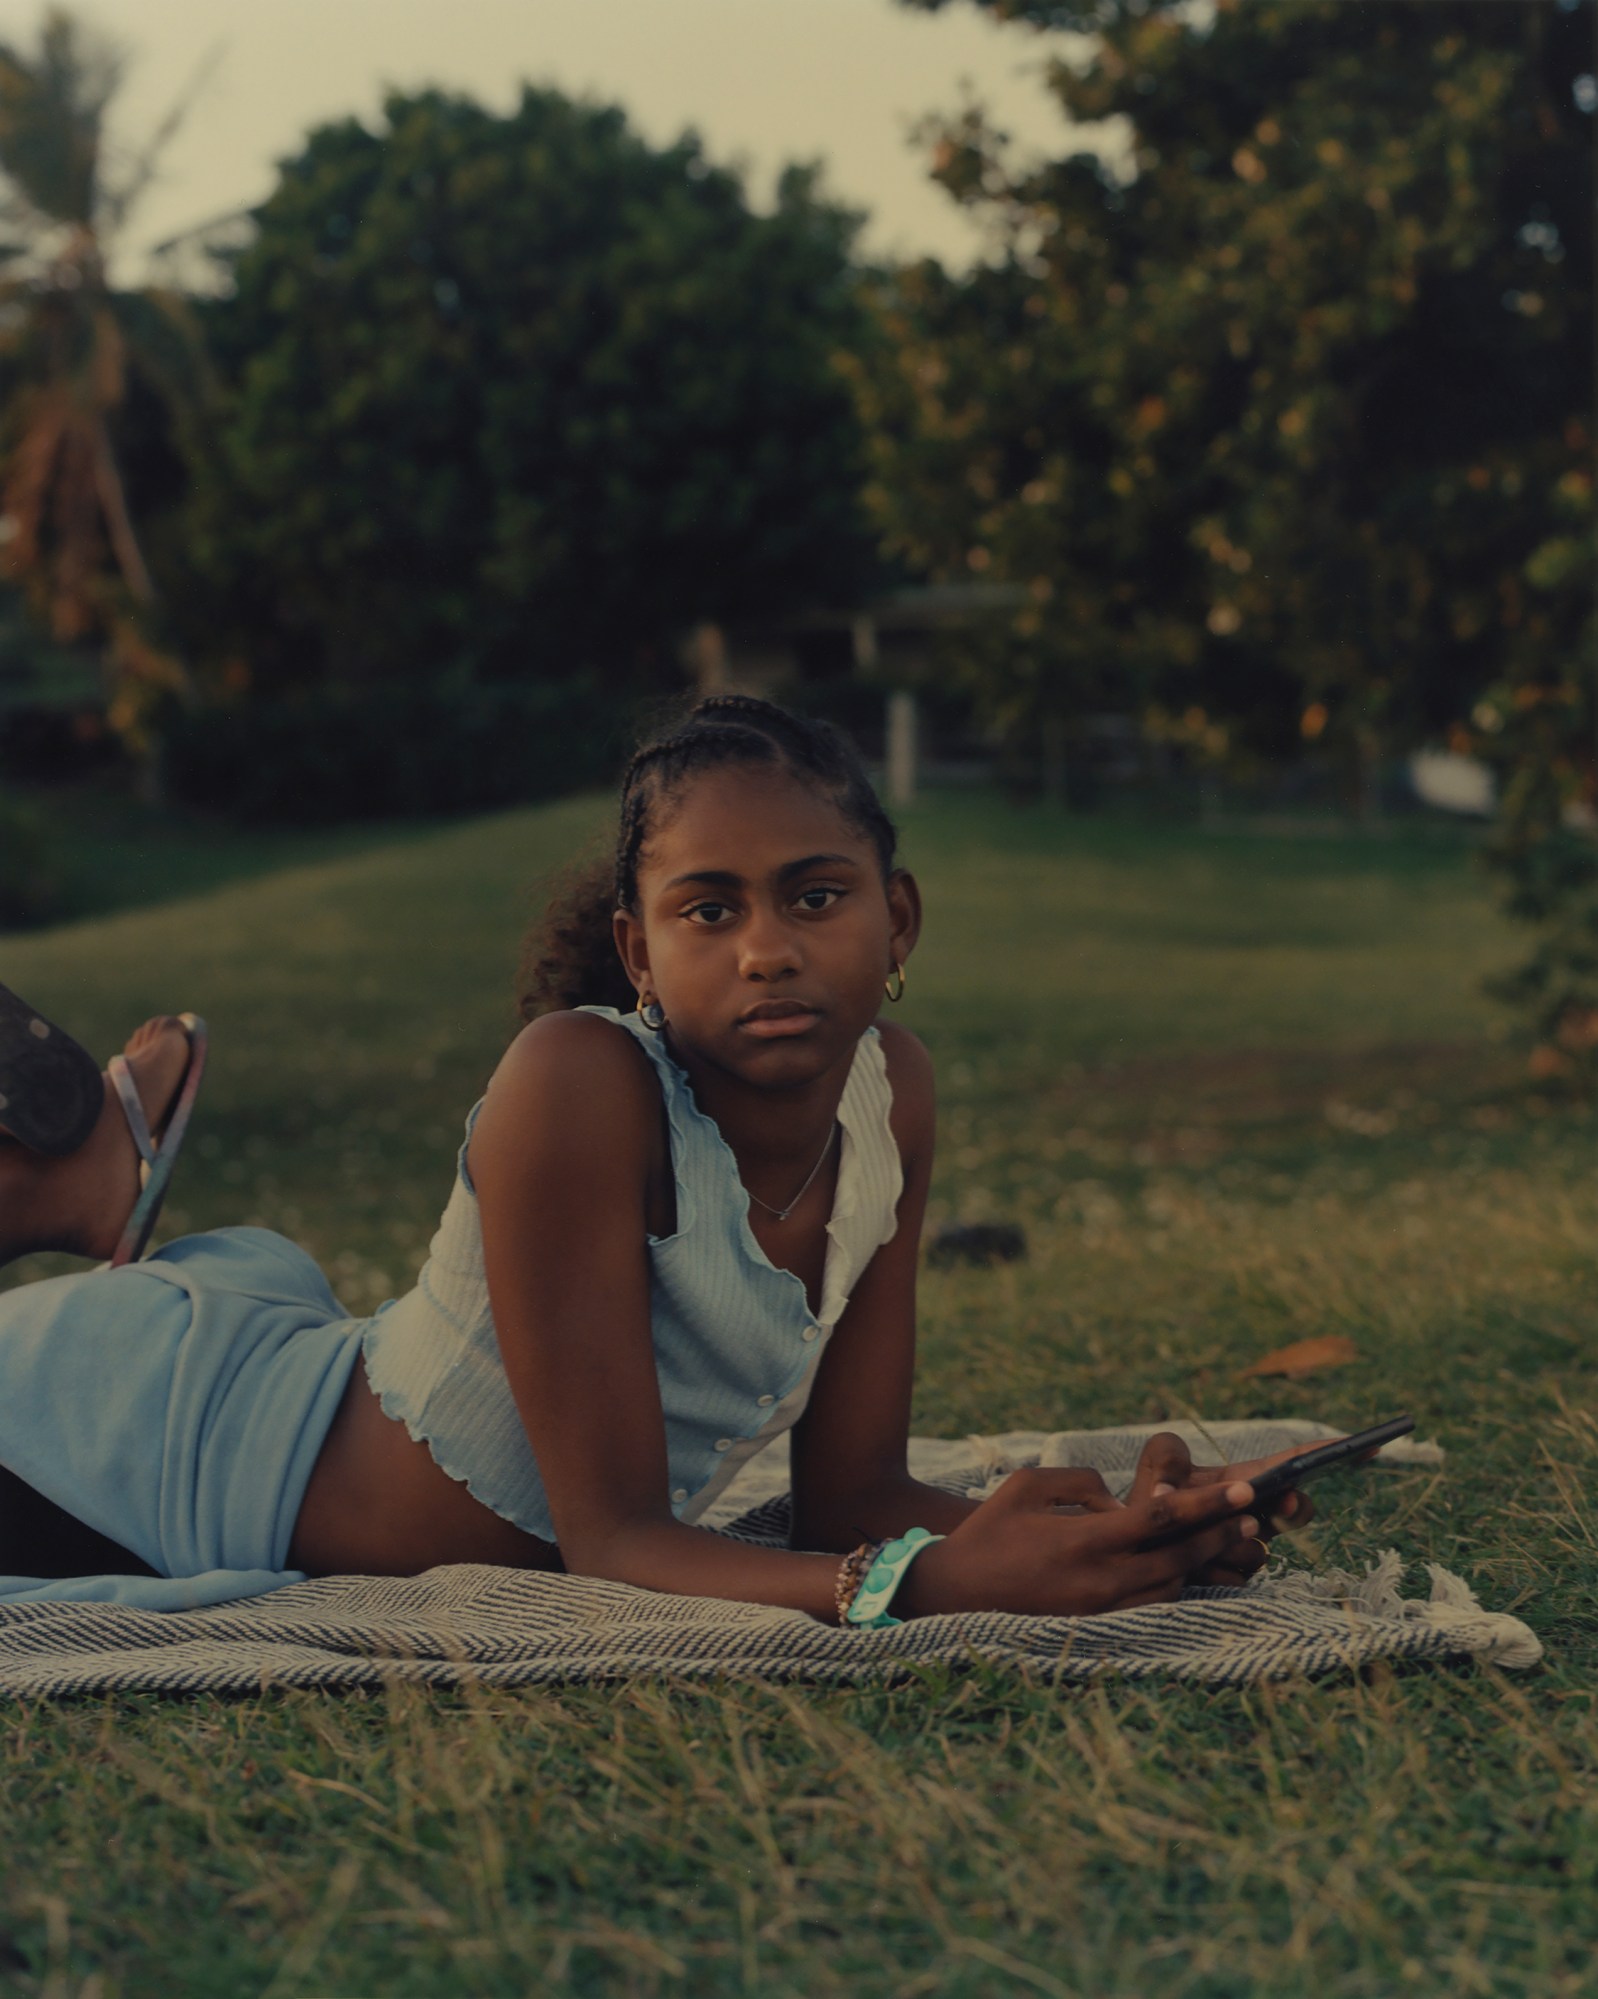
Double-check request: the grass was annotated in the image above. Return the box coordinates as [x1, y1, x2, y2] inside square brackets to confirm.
[13, 778, 449, 927]
[3, 790, 1597, 1997]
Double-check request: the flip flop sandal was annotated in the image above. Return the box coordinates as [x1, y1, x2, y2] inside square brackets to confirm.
[108, 1014, 208, 1268]
[0, 983, 105, 1158]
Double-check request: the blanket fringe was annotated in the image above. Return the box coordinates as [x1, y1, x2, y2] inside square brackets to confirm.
[1377, 1436, 1445, 1467]
[1253, 1549, 1542, 1669]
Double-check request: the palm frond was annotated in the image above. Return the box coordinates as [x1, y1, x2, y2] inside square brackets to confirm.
[0, 9, 124, 230]
[100, 38, 225, 236]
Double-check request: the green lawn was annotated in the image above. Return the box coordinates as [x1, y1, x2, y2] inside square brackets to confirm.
[3, 792, 1596, 1997]
[13, 778, 451, 927]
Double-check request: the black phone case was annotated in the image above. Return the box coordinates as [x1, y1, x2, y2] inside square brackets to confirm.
[1246, 1415, 1415, 1505]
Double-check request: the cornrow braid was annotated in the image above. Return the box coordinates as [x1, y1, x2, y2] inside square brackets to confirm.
[613, 694, 897, 912]
[518, 695, 898, 1021]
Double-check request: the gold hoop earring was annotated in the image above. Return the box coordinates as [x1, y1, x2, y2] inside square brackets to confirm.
[884, 963, 906, 1004]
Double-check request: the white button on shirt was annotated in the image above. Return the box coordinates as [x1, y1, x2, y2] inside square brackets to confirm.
[802, 1325, 819, 1343]
[672, 1487, 689, 1503]
[757, 1394, 775, 1408]
[714, 1438, 732, 1452]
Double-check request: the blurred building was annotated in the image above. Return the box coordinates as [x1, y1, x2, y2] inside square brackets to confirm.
[684, 582, 1027, 803]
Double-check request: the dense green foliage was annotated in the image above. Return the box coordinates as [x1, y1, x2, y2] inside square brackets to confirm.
[878, 0, 1590, 781]
[0, 2, 1589, 1044]
[1474, 662, 1598, 1069]
[158, 671, 619, 824]
[175, 89, 878, 701]
[3, 794, 1596, 1994]
[876, 0, 1595, 1053]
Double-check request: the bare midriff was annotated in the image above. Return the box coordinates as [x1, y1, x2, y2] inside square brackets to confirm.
[288, 1359, 562, 1577]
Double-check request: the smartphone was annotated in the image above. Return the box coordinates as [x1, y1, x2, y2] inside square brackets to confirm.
[1244, 1415, 1415, 1508]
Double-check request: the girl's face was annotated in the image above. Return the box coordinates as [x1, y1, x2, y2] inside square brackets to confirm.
[614, 763, 919, 1088]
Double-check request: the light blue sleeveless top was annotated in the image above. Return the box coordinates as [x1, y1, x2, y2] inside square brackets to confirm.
[361, 1006, 904, 1544]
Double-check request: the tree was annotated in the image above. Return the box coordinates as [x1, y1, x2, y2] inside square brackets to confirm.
[178, 89, 879, 699]
[849, 239, 1199, 792]
[0, 7, 210, 751]
[877, 0, 1590, 818]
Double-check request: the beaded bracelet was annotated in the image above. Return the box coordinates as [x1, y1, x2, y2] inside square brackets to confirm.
[839, 1527, 945, 1630]
[834, 1540, 884, 1624]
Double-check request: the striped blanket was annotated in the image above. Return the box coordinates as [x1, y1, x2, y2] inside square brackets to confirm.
[0, 1422, 1539, 1699]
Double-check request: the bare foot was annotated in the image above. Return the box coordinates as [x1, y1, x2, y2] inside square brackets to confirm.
[0, 1017, 195, 1265]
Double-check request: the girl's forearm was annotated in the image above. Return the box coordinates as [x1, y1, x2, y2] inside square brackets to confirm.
[570, 1517, 844, 1622]
[790, 1474, 980, 1555]
[571, 1481, 980, 1624]
[859, 1475, 980, 1539]
[902, 1479, 982, 1536]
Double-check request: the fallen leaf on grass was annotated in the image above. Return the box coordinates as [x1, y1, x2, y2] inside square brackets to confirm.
[1239, 1335, 1358, 1379]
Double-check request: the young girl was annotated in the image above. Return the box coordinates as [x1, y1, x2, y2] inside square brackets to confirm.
[0, 697, 1307, 1616]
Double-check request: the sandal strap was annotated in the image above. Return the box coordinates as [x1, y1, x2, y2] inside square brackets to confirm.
[107, 1054, 157, 1169]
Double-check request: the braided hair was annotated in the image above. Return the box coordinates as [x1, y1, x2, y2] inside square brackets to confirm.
[518, 695, 898, 1020]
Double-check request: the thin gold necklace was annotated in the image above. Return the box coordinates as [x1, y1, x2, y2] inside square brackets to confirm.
[744, 1122, 839, 1222]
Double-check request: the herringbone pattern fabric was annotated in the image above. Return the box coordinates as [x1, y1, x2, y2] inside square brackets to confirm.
[0, 1424, 1540, 1699]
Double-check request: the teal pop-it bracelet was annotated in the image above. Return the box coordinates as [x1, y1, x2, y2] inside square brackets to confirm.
[843, 1526, 945, 1629]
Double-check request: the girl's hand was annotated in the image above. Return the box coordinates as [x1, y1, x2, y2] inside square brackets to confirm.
[1128, 1433, 1317, 1587]
[895, 1461, 1261, 1620]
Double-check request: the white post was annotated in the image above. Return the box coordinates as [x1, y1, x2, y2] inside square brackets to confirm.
[886, 690, 917, 809]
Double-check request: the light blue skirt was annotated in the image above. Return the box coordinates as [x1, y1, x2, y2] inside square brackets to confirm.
[0, 1228, 363, 1608]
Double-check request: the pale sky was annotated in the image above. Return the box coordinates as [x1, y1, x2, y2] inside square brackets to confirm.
[7, 0, 1122, 280]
